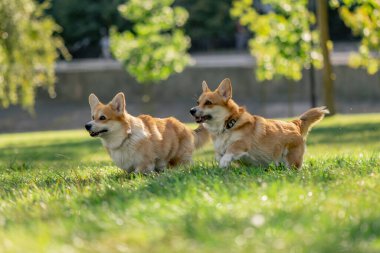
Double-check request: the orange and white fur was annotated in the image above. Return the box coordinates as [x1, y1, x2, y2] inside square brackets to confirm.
[85, 92, 209, 173]
[190, 78, 329, 169]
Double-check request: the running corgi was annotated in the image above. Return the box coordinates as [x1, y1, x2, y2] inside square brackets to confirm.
[190, 78, 328, 169]
[85, 92, 209, 173]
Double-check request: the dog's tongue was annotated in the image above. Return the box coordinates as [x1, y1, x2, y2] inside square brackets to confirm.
[195, 117, 203, 123]
[90, 131, 98, 137]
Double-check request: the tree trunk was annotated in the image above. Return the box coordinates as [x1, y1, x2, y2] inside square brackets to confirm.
[316, 0, 336, 115]
[309, 0, 317, 108]
[309, 65, 317, 107]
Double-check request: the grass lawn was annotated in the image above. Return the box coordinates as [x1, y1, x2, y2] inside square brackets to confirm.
[0, 113, 380, 253]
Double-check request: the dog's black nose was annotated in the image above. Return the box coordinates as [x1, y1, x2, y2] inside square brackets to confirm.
[85, 123, 92, 131]
[190, 107, 197, 115]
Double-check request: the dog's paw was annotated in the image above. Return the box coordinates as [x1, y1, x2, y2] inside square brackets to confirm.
[219, 161, 230, 168]
[219, 154, 233, 168]
[134, 164, 155, 175]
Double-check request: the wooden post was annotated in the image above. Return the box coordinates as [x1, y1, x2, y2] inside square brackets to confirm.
[309, 65, 317, 107]
[316, 0, 336, 115]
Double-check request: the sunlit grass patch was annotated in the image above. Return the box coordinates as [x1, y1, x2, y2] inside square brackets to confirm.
[0, 113, 380, 252]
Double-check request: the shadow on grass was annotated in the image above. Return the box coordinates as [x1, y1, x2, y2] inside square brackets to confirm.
[72, 155, 380, 211]
[57, 165, 265, 207]
[73, 166, 297, 208]
[0, 138, 102, 162]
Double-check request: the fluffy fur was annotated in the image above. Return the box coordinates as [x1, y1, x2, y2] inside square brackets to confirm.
[190, 78, 329, 169]
[85, 92, 209, 173]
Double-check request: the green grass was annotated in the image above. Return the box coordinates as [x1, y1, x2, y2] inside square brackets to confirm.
[0, 114, 380, 253]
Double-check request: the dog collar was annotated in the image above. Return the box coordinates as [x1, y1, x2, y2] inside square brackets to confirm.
[223, 107, 245, 132]
[224, 118, 237, 130]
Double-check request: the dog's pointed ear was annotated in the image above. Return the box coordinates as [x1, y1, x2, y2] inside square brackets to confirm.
[110, 92, 126, 114]
[202, 81, 210, 93]
[89, 93, 100, 111]
[216, 78, 232, 102]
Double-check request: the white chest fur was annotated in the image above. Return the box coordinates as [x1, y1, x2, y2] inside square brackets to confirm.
[211, 130, 243, 158]
[213, 133, 229, 156]
[108, 143, 139, 170]
[101, 119, 148, 171]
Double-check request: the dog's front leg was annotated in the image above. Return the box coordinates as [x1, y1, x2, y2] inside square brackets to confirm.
[215, 152, 223, 164]
[219, 141, 249, 168]
[219, 153, 234, 168]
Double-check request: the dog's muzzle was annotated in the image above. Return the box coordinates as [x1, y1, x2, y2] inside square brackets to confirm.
[85, 122, 108, 137]
[189, 107, 212, 123]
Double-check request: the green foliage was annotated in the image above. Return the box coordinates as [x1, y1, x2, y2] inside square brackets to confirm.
[231, 0, 322, 81]
[47, 0, 236, 56]
[232, 0, 380, 80]
[1, 114, 380, 252]
[0, 0, 67, 111]
[331, 0, 380, 74]
[110, 0, 191, 84]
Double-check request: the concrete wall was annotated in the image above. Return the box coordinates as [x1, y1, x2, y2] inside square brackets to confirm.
[1, 54, 380, 133]
[50, 56, 380, 116]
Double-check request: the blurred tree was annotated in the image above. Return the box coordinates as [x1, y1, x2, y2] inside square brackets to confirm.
[232, 0, 380, 115]
[45, 0, 354, 57]
[231, 0, 323, 81]
[331, 0, 380, 75]
[49, 0, 129, 58]
[0, 0, 68, 111]
[110, 0, 191, 84]
[231, 0, 340, 114]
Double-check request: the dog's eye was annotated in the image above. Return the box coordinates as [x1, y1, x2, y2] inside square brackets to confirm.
[196, 101, 199, 105]
[92, 116, 94, 120]
[204, 100, 212, 105]
[99, 116, 106, 120]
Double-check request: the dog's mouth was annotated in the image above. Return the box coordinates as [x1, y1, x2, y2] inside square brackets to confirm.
[89, 129, 108, 137]
[195, 115, 212, 123]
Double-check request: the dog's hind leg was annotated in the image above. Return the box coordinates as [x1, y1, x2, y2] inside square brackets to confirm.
[173, 153, 193, 167]
[155, 160, 167, 172]
[286, 144, 305, 169]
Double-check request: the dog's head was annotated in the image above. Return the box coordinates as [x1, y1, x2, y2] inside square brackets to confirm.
[190, 78, 233, 124]
[85, 92, 130, 137]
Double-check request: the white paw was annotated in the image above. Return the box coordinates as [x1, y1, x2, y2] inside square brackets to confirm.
[219, 154, 233, 168]
[219, 160, 230, 168]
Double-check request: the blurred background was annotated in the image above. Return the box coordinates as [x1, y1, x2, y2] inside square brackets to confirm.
[1, 0, 379, 132]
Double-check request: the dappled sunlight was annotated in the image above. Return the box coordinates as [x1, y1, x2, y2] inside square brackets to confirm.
[1, 0, 380, 251]
[0, 114, 379, 252]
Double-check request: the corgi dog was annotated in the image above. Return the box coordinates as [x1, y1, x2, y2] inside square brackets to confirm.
[190, 78, 329, 169]
[85, 92, 209, 173]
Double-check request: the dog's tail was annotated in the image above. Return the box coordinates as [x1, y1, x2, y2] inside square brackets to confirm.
[193, 124, 210, 149]
[293, 106, 329, 138]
